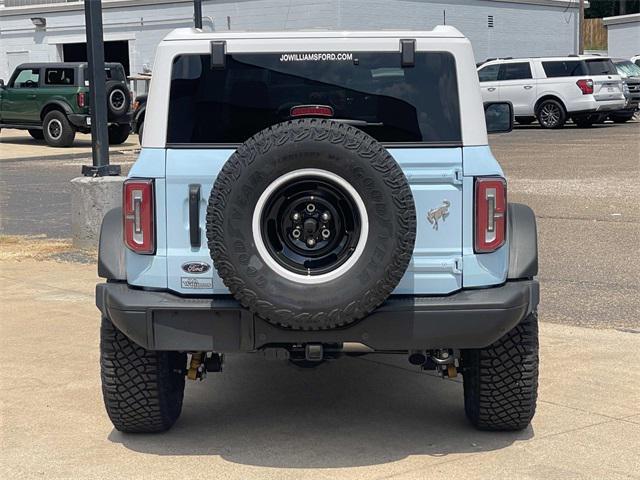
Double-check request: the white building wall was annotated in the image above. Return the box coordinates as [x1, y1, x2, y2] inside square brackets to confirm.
[0, 0, 579, 82]
[605, 15, 640, 58]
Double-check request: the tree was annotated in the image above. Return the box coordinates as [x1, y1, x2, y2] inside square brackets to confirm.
[586, 0, 640, 18]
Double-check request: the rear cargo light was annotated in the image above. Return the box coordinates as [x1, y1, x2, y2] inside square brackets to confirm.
[123, 179, 155, 254]
[77, 92, 86, 107]
[290, 105, 334, 118]
[475, 177, 506, 253]
[576, 79, 594, 95]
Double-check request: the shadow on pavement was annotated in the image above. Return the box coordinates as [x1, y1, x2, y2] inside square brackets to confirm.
[0, 136, 91, 147]
[513, 122, 619, 130]
[109, 354, 532, 468]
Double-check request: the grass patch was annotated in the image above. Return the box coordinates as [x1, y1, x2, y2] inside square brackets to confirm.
[0, 235, 95, 263]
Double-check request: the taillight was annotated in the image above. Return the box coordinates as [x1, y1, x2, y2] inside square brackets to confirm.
[290, 105, 334, 118]
[77, 92, 86, 107]
[475, 177, 506, 253]
[123, 179, 155, 254]
[576, 79, 594, 95]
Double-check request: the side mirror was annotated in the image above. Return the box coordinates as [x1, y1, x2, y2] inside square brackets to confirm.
[0, 79, 5, 88]
[484, 101, 513, 134]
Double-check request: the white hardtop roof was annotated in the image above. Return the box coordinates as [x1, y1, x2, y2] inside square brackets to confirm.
[481, 55, 608, 64]
[162, 26, 465, 42]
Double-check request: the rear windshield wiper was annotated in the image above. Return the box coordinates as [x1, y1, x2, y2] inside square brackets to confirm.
[331, 119, 385, 127]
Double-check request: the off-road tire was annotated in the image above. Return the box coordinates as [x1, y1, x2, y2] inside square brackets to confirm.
[42, 110, 76, 147]
[207, 118, 416, 331]
[536, 99, 566, 129]
[28, 129, 44, 140]
[462, 312, 539, 431]
[108, 123, 131, 145]
[100, 317, 186, 433]
[106, 81, 130, 121]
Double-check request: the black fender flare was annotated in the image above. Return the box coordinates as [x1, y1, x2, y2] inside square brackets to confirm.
[40, 100, 73, 120]
[98, 207, 126, 281]
[507, 203, 538, 280]
[133, 104, 146, 133]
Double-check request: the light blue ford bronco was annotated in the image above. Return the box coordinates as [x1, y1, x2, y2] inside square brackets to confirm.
[96, 27, 539, 433]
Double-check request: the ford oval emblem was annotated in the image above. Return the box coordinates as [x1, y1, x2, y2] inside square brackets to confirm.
[181, 262, 211, 274]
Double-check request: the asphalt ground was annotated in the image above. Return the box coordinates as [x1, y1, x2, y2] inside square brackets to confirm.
[0, 130, 137, 237]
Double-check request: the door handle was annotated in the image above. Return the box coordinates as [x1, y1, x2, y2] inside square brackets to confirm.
[487, 87, 496, 92]
[188, 184, 201, 248]
[524, 85, 533, 90]
[27, 94, 37, 98]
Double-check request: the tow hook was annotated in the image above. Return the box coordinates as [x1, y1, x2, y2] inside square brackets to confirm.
[408, 349, 460, 378]
[186, 352, 224, 381]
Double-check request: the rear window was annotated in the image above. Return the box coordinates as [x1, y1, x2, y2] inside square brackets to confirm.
[83, 64, 126, 82]
[542, 60, 587, 78]
[585, 59, 617, 76]
[167, 52, 461, 145]
[45, 68, 74, 86]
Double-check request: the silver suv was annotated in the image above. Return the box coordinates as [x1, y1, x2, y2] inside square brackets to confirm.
[477, 56, 625, 128]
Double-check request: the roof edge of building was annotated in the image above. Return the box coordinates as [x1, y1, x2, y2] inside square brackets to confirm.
[602, 13, 640, 26]
[0, 0, 583, 18]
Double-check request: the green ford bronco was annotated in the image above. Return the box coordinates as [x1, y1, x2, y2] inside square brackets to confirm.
[0, 62, 132, 147]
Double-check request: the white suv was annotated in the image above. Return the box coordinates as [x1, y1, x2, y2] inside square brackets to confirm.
[477, 56, 625, 128]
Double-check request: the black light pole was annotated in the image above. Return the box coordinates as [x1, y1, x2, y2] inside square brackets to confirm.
[194, 0, 203, 29]
[82, 0, 120, 176]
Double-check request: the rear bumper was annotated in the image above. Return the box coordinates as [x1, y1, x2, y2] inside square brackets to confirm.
[96, 280, 539, 352]
[68, 112, 133, 128]
[569, 98, 626, 115]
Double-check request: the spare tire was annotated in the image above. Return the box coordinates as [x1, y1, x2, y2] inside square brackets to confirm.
[206, 119, 416, 331]
[106, 81, 130, 120]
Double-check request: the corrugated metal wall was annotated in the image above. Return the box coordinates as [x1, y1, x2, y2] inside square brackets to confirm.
[0, 0, 579, 81]
[607, 22, 640, 58]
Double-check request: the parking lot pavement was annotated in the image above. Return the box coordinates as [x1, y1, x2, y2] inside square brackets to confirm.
[0, 257, 638, 480]
[490, 121, 640, 331]
[0, 130, 136, 238]
[0, 129, 139, 161]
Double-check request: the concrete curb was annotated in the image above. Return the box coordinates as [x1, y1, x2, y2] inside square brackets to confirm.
[0, 149, 139, 163]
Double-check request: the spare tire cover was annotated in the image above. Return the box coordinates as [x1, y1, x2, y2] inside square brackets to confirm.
[106, 81, 129, 120]
[207, 119, 416, 330]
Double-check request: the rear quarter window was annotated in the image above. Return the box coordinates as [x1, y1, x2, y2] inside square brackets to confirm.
[585, 59, 617, 76]
[45, 68, 75, 86]
[167, 51, 461, 145]
[542, 60, 587, 77]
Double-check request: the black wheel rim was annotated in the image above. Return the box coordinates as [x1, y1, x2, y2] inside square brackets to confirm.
[48, 119, 62, 139]
[110, 90, 125, 110]
[260, 177, 361, 277]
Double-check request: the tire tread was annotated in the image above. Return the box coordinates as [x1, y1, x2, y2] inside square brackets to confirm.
[462, 313, 539, 431]
[100, 318, 186, 433]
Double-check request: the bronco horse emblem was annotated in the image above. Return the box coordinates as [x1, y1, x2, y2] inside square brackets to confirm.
[427, 200, 451, 230]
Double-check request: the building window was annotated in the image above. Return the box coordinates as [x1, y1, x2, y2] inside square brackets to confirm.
[5, 0, 80, 6]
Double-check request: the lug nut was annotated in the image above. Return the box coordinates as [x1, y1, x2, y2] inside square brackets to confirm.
[292, 229, 301, 239]
[321, 229, 330, 239]
[307, 238, 316, 247]
[306, 204, 316, 213]
[292, 212, 301, 222]
[321, 212, 331, 222]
